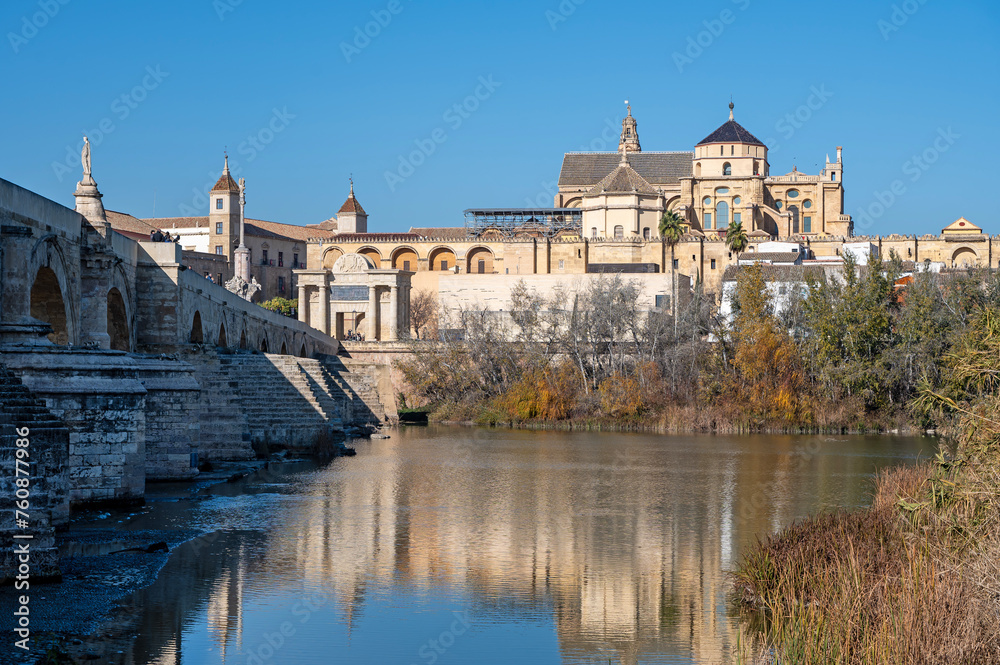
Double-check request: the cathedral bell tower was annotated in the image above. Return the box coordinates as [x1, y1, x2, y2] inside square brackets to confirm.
[209, 154, 241, 260]
[619, 102, 641, 154]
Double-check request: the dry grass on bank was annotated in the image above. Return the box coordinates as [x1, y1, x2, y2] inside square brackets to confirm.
[733, 456, 1000, 665]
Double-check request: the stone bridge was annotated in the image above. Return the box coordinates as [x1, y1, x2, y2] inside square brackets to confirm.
[0, 175, 390, 581]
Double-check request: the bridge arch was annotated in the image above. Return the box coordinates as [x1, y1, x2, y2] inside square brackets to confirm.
[189, 311, 204, 344]
[107, 288, 130, 351]
[31, 267, 69, 345]
[259, 335, 269, 352]
[109, 264, 134, 351]
[239, 328, 248, 350]
[217, 320, 228, 348]
[280, 340, 288, 355]
[29, 240, 76, 345]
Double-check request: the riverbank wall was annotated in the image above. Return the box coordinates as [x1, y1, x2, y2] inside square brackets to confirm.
[0, 346, 392, 581]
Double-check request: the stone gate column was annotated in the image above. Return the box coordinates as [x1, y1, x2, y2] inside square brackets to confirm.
[388, 285, 399, 341]
[317, 282, 328, 336]
[367, 285, 378, 341]
[297, 284, 309, 324]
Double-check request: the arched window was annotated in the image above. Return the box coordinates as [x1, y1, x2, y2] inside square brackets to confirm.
[613, 225, 624, 239]
[643, 227, 650, 240]
[753, 160, 760, 176]
[789, 205, 800, 234]
[695, 162, 702, 177]
[591, 227, 598, 238]
[723, 162, 732, 176]
[716, 200, 729, 230]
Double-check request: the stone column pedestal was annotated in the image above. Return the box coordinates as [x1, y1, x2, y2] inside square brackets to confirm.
[367, 286, 378, 341]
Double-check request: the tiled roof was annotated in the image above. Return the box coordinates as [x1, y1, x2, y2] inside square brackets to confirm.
[339, 193, 367, 215]
[106, 210, 158, 235]
[723, 264, 826, 282]
[408, 227, 468, 239]
[749, 229, 773, 238]
[211, 172, 240, 193]
[559, 152, 693, 187]
[138, 215, 336, 241]
[307, 219, 339, 231]
[739, 252, 802, 264]
[587, 162, 659, 196]
[246, 218, 336, 242]
[697, 119, 765, 147]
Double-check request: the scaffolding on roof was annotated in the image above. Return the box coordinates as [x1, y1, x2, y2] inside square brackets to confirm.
[462, 208, 583, 239]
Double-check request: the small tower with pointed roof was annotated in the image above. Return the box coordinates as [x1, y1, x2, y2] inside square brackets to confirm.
[336, 179, 368, 234]
[619, 102, 641, 154]
[209, 154, 241, 260]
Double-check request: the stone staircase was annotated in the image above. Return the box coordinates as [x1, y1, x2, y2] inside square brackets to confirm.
[331, 360, 389, 424]
[0, 363, 70, 581]
[214, 353, 353, 452]
[266, 354, 387, 426]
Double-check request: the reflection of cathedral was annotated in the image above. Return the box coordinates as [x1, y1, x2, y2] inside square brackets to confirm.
[123, 432, 920, 665]
[555, 103, 852, 239]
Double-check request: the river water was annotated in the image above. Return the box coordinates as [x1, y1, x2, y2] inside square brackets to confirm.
[113, 426, 931, 664]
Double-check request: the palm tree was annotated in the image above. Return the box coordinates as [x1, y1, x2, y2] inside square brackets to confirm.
[659, 210, 686, 334]
[725, 221, 749, 263]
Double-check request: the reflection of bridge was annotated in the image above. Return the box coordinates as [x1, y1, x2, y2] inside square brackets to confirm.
[0, 172, 388, 581]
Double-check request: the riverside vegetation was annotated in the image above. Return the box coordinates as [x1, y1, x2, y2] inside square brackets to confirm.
[399, 256, 1000, 663]
[400, 254, 1000, 434]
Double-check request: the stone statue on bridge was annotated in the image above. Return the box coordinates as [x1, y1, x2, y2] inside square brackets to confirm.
[81, 136, 92, 180]
[224, 274, 262, 302]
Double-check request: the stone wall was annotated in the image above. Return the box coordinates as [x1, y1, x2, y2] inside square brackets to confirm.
[2, 349, 146, 506]
[135, 358, 202, 481]
[0, 364, 69, 581]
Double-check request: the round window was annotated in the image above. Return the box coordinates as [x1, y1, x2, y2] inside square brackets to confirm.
[733, 197, 742, 206]
[703, 197, 712, 206]
[787, 190, 800, 198]
[804, 200, 812, 209]
[776, 201, 783, 210]
[716, 187, 730, 194]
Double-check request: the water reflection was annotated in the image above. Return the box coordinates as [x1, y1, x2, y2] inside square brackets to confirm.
[119, 428, 930, 664]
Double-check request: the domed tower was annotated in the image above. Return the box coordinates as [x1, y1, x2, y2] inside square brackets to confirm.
[693, 102, 767, 178]
[619, 103, 641, 154]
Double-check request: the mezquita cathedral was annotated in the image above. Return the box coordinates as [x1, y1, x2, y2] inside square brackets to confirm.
[101, 103, 996, 342]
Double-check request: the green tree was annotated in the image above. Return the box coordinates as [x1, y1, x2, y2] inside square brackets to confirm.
[260, 297, 297, 317]
[725, 220, 749, 261]
[659, 209, 686, 334]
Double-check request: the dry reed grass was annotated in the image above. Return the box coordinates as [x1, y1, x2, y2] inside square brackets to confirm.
[734, 457, 1000, 665]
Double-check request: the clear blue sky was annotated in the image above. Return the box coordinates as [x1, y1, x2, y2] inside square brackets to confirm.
[1, 0, 997, 236]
